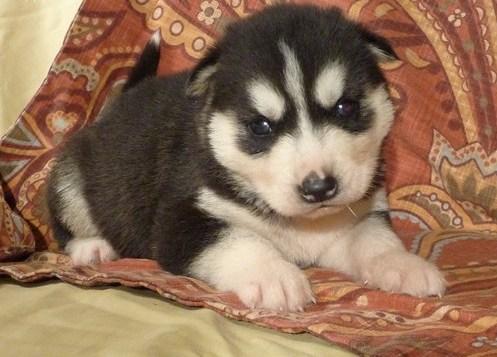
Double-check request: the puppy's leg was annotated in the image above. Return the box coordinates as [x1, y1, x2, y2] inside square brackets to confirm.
[47, 159, 118, 266]
[50, 214, 118, 266]
[318, 214, 446, 297]
[188, 227, 314, 311]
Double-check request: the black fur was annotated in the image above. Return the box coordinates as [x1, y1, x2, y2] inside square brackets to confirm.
[47, 5, 395, 274]
[122, 33, 161, 92]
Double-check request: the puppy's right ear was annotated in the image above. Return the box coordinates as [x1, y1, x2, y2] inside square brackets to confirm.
[358, 26, 398, 63]
[186, 47, 220, 97]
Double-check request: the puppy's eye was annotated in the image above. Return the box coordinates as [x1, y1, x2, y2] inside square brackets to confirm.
[335, 98, 359, 118]
[248, 116, 272, 136]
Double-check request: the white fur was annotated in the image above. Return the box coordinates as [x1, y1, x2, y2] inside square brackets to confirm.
[279, 41, 308, 121]
[278, 41, 316, 159]
[318, 215, 446, 297]
[188, 226, 314, 311]
[55, 161, 100, 238]
[366, 85, 395, 136]
[314, 62, 346, 109]
[150, 30, 161, 47]
[197, 187, 370, 266]
[54, 160, 118, 266]
[66, 237, 118, 266]
[196, 187, 445, 306]
[371, 187, 389, 211]
[247, 78, 286, 120]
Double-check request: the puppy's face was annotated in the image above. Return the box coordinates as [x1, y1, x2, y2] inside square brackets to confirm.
[190, 5, 396, 218]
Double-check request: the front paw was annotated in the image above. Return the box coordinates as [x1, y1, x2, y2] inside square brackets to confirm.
[66, 237, 118, 266]
[227, 261, 315, 312]
[360, 251, 446, 297]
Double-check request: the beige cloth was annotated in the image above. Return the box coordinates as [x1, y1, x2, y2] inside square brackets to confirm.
[0, 0, 83, 135]
[0, 281, 352, 356]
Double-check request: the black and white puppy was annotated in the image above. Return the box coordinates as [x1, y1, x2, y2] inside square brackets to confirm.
[47, 5, 445, 311]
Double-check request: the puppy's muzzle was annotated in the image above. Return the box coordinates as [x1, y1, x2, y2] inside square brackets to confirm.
[298, 172, 338, 203]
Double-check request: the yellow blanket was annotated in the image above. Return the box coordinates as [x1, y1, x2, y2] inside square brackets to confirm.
[0, 281, 350, 356]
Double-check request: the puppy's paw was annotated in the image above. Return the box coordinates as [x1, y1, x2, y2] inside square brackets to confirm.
[66, 237, 118, 266]
[360, 251, 446, 297]
[230, 261, 314, 312]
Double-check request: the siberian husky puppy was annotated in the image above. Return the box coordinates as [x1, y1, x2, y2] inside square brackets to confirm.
[47, 4, 445, 311]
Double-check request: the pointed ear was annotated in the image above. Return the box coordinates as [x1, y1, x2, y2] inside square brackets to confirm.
[186, 46, 221, 97]
[358, 26, 398, 62]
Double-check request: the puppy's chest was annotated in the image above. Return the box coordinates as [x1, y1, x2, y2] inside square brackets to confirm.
[259, 215, 358, 266]
[196, 187, 372, 265]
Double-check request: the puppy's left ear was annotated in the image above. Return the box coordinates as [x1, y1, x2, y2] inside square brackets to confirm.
[359, 26, 398, 62]
[186, 46, 220, 97]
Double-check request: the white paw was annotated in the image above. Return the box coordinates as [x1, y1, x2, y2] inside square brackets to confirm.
[360, 251, 446, 297]
[228, 261, 315, 312]
[65, 237, 118, 266]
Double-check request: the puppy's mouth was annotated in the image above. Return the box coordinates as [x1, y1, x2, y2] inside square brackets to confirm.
[300, 204, 345, 219]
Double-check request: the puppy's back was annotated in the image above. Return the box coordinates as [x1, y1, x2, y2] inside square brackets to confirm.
[47, 70, 203, 259]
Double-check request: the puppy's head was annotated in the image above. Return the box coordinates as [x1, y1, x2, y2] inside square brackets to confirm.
[190, 5, 397, 218]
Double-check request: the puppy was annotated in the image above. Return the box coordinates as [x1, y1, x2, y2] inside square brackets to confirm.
[46, 4, 445, 311]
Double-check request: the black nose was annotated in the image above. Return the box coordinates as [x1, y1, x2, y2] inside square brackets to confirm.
[299, 172, 338, 203]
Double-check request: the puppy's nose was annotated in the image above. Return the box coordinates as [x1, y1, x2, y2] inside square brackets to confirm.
[299, 172, 338, 203]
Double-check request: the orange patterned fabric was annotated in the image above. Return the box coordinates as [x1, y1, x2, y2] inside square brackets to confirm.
[1, 0, 497, 355]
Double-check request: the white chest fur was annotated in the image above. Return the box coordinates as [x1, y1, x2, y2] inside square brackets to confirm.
[196, 187, 380, 266]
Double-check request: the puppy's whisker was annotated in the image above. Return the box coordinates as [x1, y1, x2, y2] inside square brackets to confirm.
[347, 205, 358, 218]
